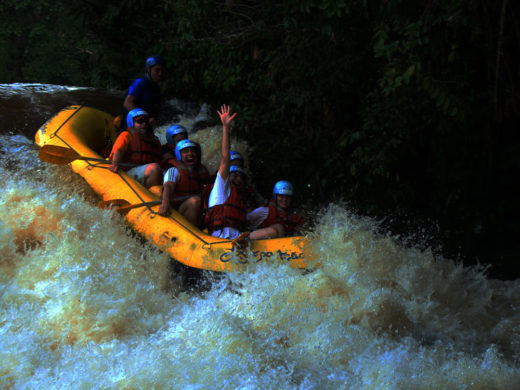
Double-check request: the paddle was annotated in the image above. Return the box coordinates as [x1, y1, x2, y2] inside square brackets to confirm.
[98, 199, 162, 215]
[231, 231, 251, 248]
[38, 145, 137, 167]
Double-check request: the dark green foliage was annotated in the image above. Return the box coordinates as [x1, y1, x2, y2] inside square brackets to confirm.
[1, 0, 519, 277]
[0, 0, 92, 85]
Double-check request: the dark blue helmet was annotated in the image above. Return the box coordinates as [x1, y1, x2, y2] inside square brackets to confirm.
[145, 55, 165, 68]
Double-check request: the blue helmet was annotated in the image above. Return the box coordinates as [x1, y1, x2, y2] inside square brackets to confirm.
[145, 55, 165, 68]
[166, 125, 188, 145]
[230, 165, 246, 175]
[273, 180, 294, 197]
[175, 139, 197, 161]
[126, 108, 148, 128]
[230, 150, 244, 165]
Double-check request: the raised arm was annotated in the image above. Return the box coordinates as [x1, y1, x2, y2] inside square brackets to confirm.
[217, 104, 237, 180]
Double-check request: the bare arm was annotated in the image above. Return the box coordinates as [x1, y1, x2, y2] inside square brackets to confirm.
[123, 95, 138, 113]
[109, 149, 123, 173]
[158, 180, 175, 216]
[217, 104, 237, 180]
[109, 131, 131, 173]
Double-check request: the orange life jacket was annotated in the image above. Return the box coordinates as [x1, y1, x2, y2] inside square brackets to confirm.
[259, 198, 305, 235]
[168, 160, 211, 206]
[121, 129, 162, 170]
[203, 184, 247, 232]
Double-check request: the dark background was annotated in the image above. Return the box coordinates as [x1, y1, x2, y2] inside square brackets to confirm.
[1, 0, 519, 278]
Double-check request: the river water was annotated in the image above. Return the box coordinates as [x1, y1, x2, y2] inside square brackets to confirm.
[1, 84, 519, 388]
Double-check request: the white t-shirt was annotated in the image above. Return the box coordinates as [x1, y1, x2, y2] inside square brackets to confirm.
[246, 207, 269, 229]
[208, 172, 240, 239]
[163, 167, 180, 184]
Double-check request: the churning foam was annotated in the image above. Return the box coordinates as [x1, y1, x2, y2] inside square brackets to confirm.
[1, 135, 519, 388]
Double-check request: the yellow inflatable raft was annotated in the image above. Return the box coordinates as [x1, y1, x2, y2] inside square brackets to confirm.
[35, 105, 313, 272]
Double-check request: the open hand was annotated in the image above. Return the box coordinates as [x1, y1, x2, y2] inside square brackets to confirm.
[217, 104, 237, 127]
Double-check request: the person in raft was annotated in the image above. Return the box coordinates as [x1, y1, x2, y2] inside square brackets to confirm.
[159, 124, 205, 171]
[108, 108, 163, 188]
[158, 139, 211, 225]
[162, 124, 188, 161]
[122, 55, 165, 129]
[207, 149, 245, 182]
[203, 104, 282, 240]
[226, 149, 265, 207]
[246, 180, 305, 236]
[229, 149, 245, 168]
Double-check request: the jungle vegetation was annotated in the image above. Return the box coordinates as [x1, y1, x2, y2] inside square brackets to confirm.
[1, 0, 518, 278]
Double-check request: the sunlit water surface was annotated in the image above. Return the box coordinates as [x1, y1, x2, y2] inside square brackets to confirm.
[1, 84, 519, 388]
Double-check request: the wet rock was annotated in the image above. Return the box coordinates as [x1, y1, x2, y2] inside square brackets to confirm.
[191, 103, 215, 132]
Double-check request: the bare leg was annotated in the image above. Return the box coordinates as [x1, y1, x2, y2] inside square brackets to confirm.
[144, 163, 163, 188]
[178, 196, 202, 226]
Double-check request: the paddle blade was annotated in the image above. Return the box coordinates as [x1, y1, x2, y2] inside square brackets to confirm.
[38, 145, 79, 165]
[39, 144, 115, 166]
[99, 199, 162, 215]
[98, 199, 130, 210]
[232, 231, 251, 249]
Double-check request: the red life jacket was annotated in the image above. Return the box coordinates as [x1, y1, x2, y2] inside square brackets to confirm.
[203, 184, 247, 232]
[208, 170, 259, 211]
[169, 161, 211, 206]
[161, 155, 180, 171]
[121, 129, 162, 170]
[259, 198, 305, 235]
[242, 184, 260, 212]
[285, 212, 305, 235]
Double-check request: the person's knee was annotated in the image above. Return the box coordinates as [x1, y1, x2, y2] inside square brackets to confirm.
[180, 196, 201, 212]
[143, 163, 162, 187]
[145, 163, 161, 176]
[189, 196, 201, 208]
